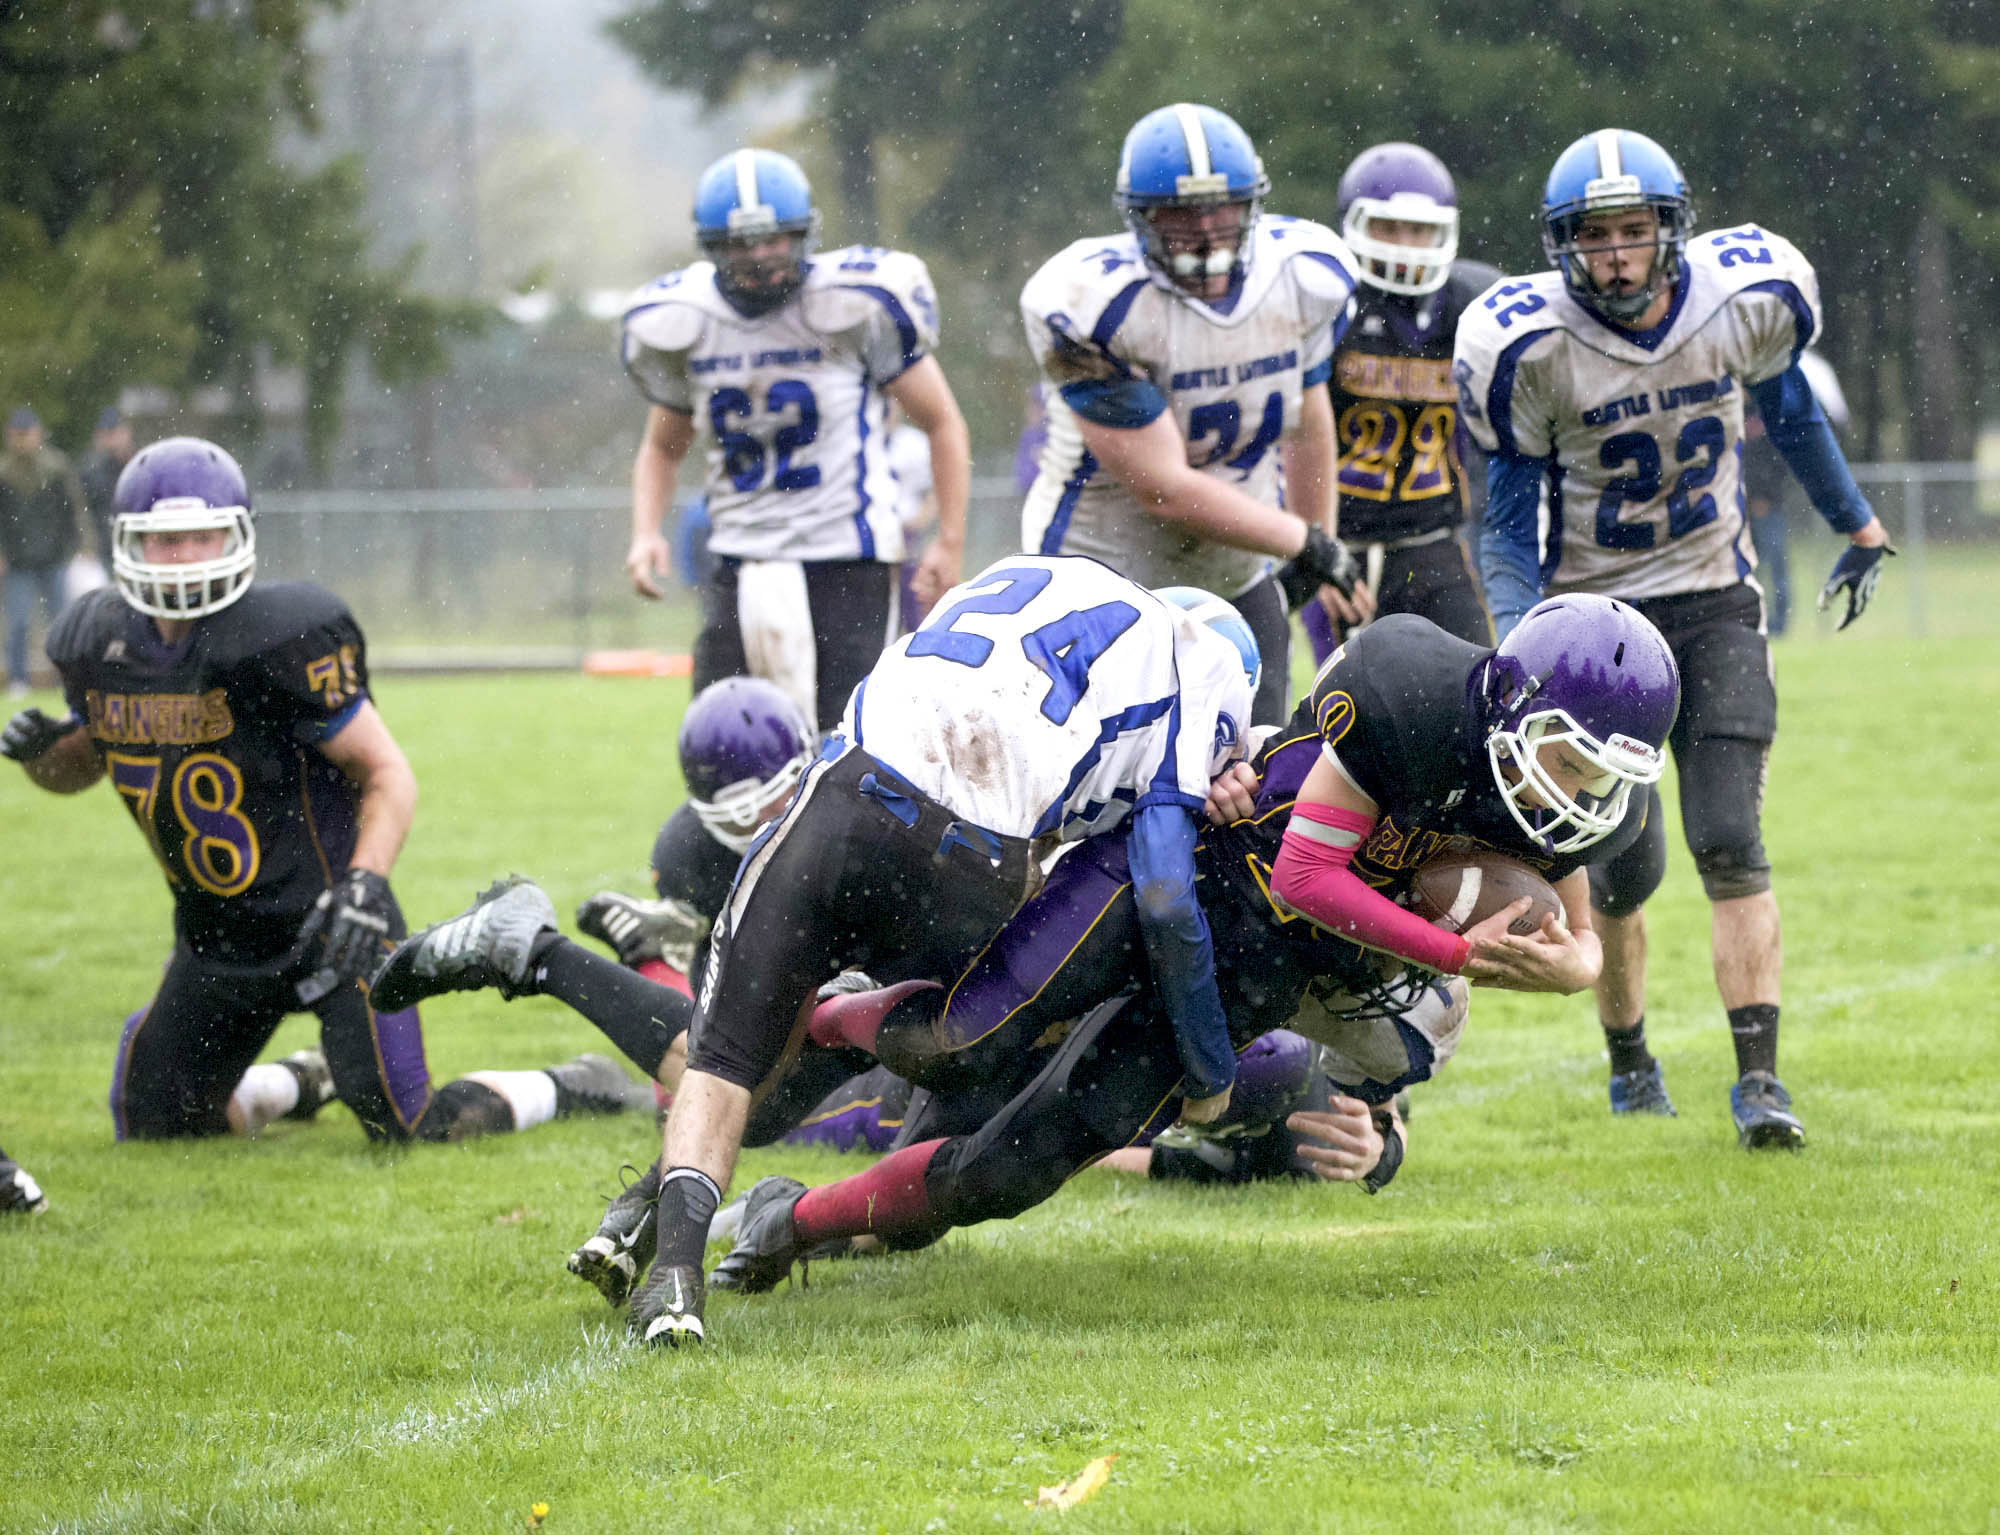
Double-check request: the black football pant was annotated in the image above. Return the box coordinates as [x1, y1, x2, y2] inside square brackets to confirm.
[692, 557, 899, 732]
[685, 743, 1038, 1103]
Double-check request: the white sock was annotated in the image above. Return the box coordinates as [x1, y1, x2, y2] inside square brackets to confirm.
[463, 1069, 559, 1132]
[228, 1063, 301, 1137]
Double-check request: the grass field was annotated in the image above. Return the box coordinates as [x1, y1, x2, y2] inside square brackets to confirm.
[4, 583, 2000, 1533]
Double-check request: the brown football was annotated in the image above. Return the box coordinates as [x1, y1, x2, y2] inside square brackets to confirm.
[1406, 852, 1564, 936]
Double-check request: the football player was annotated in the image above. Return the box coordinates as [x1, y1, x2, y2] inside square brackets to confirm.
[1455, 130, 1893, 1147]
[709, 595, 1682, 1300]
[1019, 103, 1371, 725]
[1302, 143, 1503, 663]
[621, 149, 970, 730]
[1, 438, 645, 1143]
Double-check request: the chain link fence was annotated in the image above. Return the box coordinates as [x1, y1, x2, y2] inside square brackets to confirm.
[246, 463, 1998, 669]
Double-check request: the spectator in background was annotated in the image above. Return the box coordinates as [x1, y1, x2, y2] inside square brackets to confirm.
[0, 406, 92, 698]
[79, 407, 135, 566]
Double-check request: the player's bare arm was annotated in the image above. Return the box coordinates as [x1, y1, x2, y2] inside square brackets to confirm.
[627, 404, 696, 599]
[1077, 409, 1316, 559]
[883, 356, 969, 607]
[4, 713, 102, 792]
[1283, 385, 1373, 627]
[317, 700, 416, 878]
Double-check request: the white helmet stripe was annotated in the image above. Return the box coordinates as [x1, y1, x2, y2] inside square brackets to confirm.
[734, 149, 761, 211]
[1594, 129, 1623, 181]
[1173, 103, 1211, 177]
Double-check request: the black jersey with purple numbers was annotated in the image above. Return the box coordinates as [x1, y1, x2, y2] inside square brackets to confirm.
[1330, 261, 1503, 544]
[47, 585, 371, 965]
[1202, 613, 1641, 930]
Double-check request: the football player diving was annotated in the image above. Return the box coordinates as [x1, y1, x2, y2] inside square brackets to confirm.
[1456, 129, 1894, 1146]
[374, 557, 1263, 1347]
[1300, 142, 1504, 664]
[1, 438, 645, 1144]
[1019, 103, 1374, 725]
[705, 595, 1683, 1311]
[621, 149, 970, 730]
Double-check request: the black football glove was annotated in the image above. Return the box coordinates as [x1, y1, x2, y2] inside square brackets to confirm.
[1274, 526, 1363, 612]
[295, 868, 396, 1004]
[1817, 540, 1895, 632]
[1361, 1105, 1406, 1195]
[1, 707, 75, 763]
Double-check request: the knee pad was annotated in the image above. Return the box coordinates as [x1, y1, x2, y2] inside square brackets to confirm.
[1693, 841, 1771, 902]
[412, 1078, 516, 1143]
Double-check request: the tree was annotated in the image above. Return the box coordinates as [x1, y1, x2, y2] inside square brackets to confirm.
[0, 0, 481, 468]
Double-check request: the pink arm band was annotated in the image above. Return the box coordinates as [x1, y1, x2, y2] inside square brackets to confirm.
[1271, 801, 1473, 974]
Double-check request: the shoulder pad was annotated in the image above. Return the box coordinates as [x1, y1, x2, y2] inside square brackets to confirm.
[1261, 215, 1361, 300]
[1019, 236, 1154, 381]
[1454, 271, 1568, 352]
[1446, 259, 1509, 306]
[45, 587, 125, 668]
[801, 247, 941, 355]
[1686, 223, 1815, 296]
[204, 584, 358, 668]
[622, 268, 715, 355]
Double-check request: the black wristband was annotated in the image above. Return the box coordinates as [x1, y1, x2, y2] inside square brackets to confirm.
[1361, 1108, 1405, 1194]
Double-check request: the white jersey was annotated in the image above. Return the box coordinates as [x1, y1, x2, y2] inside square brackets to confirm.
[621, 245, 941, 564]
[1454, 224, 1819, 599]
[1019, 218, 1360, 597]
[843, 556, 1252, 842]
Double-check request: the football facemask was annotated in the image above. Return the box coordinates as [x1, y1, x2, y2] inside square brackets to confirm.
[689, 752, 811, 855]
[112, 499, 257, 620]
[1487, 709, 1665, 855]
[1342, 195, 1458, 297]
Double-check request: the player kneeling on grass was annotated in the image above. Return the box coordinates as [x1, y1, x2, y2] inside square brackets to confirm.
[702, 596, 1680, 1314]
[0, 438, 647, 1143]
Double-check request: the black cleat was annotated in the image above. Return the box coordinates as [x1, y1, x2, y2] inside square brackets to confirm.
[629, 1261, 706, 1348]
[568, 1162, 660, 1307]
[546, 1053, 650, 1117]
[1731, 1070, 1805, 1150]
[369, 877, 555, 1012]
[708, 1176, 809, 1295]
[0, 1156, 48, 1215]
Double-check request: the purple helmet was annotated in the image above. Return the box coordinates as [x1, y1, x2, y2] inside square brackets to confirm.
[1479, 595, 1679, 854]
[111, 436, 256, 619]
[1336, 143, 1458, 297]
[678, 677, 817, 853]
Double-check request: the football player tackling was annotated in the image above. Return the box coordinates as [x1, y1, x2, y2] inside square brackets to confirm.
[1456, 130, 1893, 1146]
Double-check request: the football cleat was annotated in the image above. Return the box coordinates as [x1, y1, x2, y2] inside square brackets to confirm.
[0, 1156, 48, 1215]
[707, 1175, 809, 1295]
[1731, 1070, 1805, 1151]
[576, 891, 692, 969]
[278, 1047, 337, 1121]
[546, 1053, 651, 1118]
[1608, 1060, 1677, 1117]
[568, 1161, 660, 1307]
[629, 1261, 706, 1348]
[368, 877, 556, 1012]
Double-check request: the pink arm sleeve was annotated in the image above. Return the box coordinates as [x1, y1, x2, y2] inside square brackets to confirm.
[1270, 801, 1472, 974]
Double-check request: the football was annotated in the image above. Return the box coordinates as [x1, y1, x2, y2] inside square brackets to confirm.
[1406, 852, 1564, 936]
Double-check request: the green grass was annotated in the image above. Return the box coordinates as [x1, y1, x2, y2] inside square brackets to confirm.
[4, 610, 2000, 1533]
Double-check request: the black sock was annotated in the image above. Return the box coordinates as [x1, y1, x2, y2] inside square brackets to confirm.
[1728, 1003, 1780, 1078]
[529, 937, 689, 1079]
[656, 1167, 722, 1273]
[1603, 1017, 1654, 1076]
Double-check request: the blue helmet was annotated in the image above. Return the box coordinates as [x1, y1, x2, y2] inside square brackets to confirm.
[693, 149, 821, 317]
[678, 677, 817, 853]
[111, 436, 256, 619]
[1541, 129, 1696, 323]
[1115, 104, 1270, 298]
